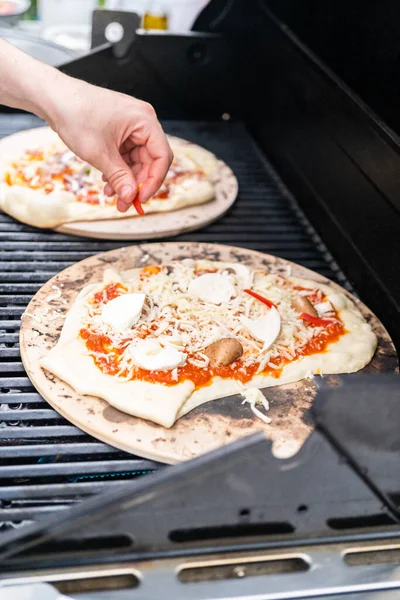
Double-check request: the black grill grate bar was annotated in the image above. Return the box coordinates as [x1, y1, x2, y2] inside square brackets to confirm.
[0, 507, 71, 521]
[0, 273, 61, 282]
[0, 232, 319, 245]
[0, 426, 85, 439]
[0, 308, 31, 315]
[0, 285, 49, 293]
[0, 363, 26, 372]
[0, 378, 31, 387]
[0, 480, 137, 500]
[0, 393, 52, 403]
[0, 459, 161, 478]
[0, 334, 21, 342]
[0, 296, 44, 304]
[0, 323, 21, 331]
[0, 349, 22, 358]
[0, 319, 21, 330]
[0, 250, 332, 266]
[0, 443, 117, 458]
[0, 241, 326, 258]
[0, 409, 60, 420]
[1, 262, 103, 271]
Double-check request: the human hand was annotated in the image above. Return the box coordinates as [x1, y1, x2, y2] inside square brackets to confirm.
[43, 75, 173, 213]
[0, 41, 173, 212]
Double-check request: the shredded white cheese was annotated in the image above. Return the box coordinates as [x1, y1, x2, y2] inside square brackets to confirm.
[48, 311, 66, 322]
[81, 261, 339, 381]
[46, 285, 62, 302]
[241, 388, 272, 424]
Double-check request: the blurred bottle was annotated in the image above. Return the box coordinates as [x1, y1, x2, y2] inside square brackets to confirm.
[143, 1, 167, 30]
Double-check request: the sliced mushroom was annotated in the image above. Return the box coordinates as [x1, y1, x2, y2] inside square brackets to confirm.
[291, 295, 318, 317]
[204, 338, 243, 367]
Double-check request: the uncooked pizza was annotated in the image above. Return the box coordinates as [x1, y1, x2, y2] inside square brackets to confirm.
[0, 128, 219, 228]
[40, 259, 377, 428]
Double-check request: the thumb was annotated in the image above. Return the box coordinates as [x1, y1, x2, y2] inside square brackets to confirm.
[100, 152, 137, 212]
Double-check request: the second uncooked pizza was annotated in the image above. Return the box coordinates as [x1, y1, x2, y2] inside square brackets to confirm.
[0, 127, 233, 231]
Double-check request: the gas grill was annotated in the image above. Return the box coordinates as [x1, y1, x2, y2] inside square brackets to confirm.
[0, 1, 399, 597]
[0, 115, 347, 530]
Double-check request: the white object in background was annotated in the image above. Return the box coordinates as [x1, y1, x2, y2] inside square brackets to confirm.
[106, 0, 147, 13]
[38, 0, 97, 28]
[166, 0, 207, 32]
[105, 20, 125, 42]
[42, 24, 91, 53]
[2, 583, 72, 600]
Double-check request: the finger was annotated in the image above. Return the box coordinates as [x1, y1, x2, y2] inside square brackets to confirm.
[128, 146, 149, 193]
[99, 150, 137, 211]
[120, 138, 135, 154]
[103, 182, 115, 196]
[121, 151, 133, 167]
[138, 129, 172, 202]
[138, 146, 171, 202]
[102, 173, 108, 183]
[131, 150, 148, 180]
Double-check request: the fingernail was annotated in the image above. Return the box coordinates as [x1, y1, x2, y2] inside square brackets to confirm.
[120, 185, 134, 202]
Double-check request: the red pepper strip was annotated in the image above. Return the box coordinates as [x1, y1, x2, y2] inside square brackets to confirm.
[133, 195, 144, 215]
[244, 289, 277, 308]
[300, 313, 333, 326]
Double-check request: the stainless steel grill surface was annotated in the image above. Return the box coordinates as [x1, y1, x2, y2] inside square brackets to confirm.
[0, 114, 350, 532]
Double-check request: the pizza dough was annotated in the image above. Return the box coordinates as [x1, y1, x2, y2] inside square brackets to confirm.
[0, 127, 219, 228]
[40, 260, 377, 428]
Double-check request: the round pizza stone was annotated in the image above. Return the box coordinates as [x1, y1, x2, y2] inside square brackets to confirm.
[20, 243, 398, 464]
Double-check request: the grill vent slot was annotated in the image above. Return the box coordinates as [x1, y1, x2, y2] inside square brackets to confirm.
[327, 514, 396, 531]
[169, 521, 294, 543]
[54, 573, 139, 594]
[178, 556, 308, 583]
[345, 546, 400, 567]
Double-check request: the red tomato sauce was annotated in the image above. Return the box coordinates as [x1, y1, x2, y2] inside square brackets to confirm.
[194, 268, 218, 276]
[4, 151, 114, 206]
[296, 319, 344, 356]
[80, 277, 345, 386]
[79, 318, 344, 387]
[152, 169, 204, 200]
[92, 283, 127, 305]
[292, 285, 324, 304]
[76, 190, 102, 205]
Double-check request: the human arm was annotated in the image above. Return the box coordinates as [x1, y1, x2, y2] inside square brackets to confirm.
[0, 38, 173, 212]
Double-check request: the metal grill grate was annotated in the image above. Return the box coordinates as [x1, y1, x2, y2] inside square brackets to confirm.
[0, 115, 350, 532]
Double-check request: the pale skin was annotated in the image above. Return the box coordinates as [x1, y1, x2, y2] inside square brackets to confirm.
[0, 38, 173, 212]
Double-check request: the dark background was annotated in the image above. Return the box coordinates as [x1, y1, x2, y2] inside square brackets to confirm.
[265, 0, 400, 137]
